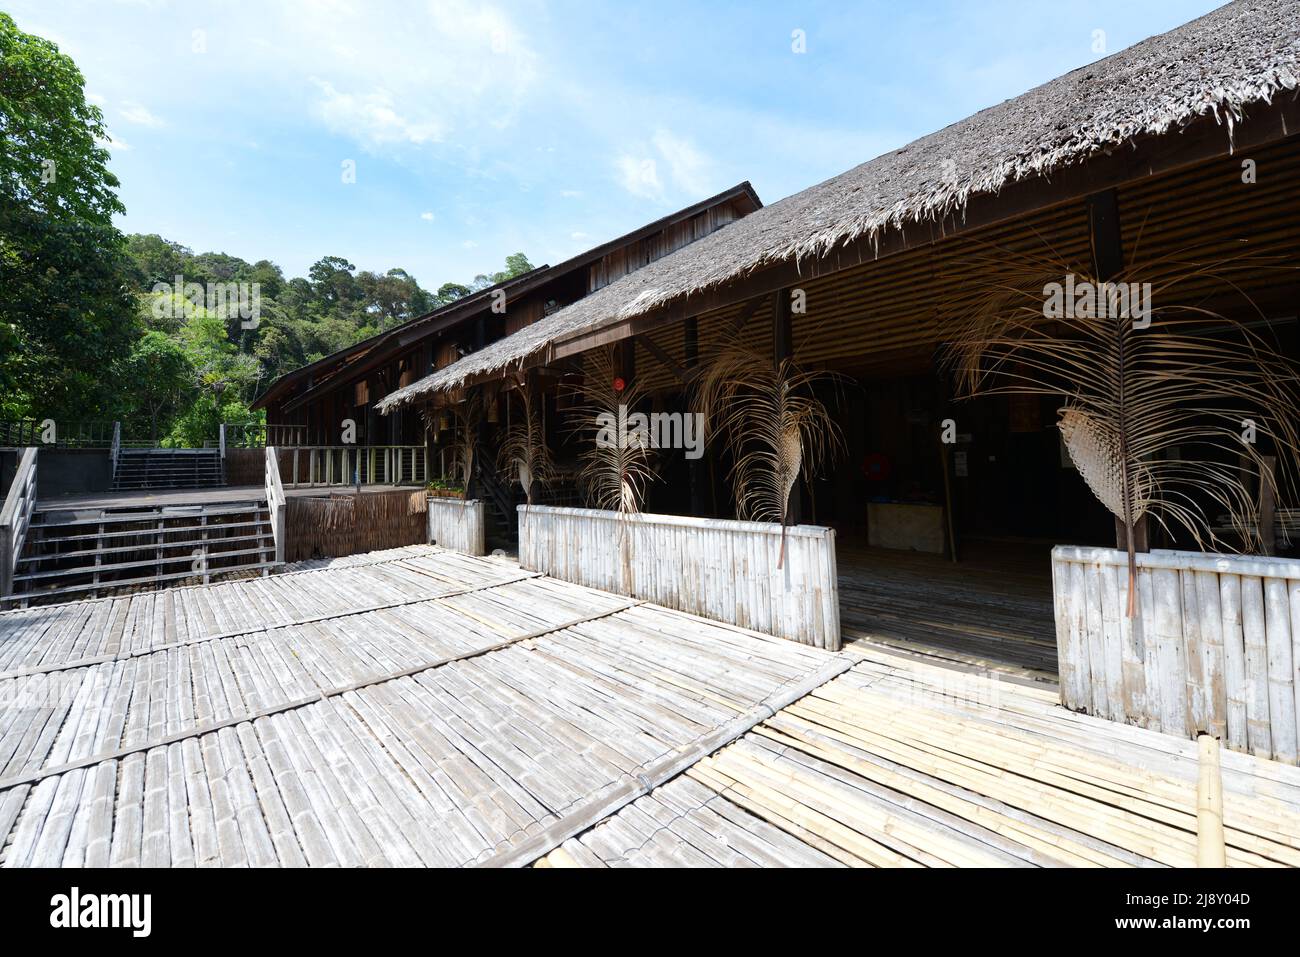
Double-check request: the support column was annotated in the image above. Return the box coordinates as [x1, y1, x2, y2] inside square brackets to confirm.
[1086, 188, 1148, 554]
[684, 318, 706, 517]
[773, 289, 801, 526]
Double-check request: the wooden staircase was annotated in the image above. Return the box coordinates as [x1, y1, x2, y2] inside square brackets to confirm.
[7, 500, 279, 605]
[113, 448, 225, 490]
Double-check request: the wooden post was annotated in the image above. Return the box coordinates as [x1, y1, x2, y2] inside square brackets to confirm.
[0, 524, 12, 601]
[614, 338, 635, 387]
[684, 318, 706, 517]
[933, 351, 960, 563]
[1260, 455, 1277, 556]
[1196, 733, 1227, 867]
[1087, 188, 1147, 619]
[773, 288, 801, 527]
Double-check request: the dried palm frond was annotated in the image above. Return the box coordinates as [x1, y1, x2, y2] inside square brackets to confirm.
[437, 390, 485, 486]
[497, 375, 553, 506]
[693, 337, 844, 567]
[941, 237, 1300, 614]
[566, 347, 657, 516]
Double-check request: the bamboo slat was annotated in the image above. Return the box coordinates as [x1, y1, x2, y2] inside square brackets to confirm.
[540, 645, 1300, 868]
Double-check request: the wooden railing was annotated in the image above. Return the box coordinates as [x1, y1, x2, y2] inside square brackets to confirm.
[224, 422, 309, 448]
[281, 445, 429, 488]
[265, 447, 287, 564]
[0, 448, 39, 599]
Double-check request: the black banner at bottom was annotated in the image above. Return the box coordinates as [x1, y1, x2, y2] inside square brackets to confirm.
[0, 866, 1288, 943]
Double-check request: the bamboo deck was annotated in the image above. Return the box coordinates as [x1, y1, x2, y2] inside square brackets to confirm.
[2, 544, 1298, 868]
[0, 547, 839, 866]
[540, 647, 1300, 867]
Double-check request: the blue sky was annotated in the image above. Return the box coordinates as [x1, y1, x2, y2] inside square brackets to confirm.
[10, 0, 1222, 289]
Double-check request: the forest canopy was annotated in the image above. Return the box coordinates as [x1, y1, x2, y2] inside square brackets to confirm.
[0, 12, 533, 446]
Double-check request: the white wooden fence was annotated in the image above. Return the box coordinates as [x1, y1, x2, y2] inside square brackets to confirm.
[518, 506, 840, 649]
[1053, 545, 1300, 766]
[264, 446, 287, 564]
[0, 447, 38, 601]
[427, 498, 486, 556]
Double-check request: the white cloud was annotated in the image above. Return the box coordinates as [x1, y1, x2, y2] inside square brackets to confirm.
[616, 154, 662, 200]
[310, 79, 443, 148]
[560, 189, 582, 198]
[461, 239, 478, 249]
[570, 231, 589, 241]
[615, 129, 714, 200]
[280, 0, 538, 155]
[119, 101, 164, 127]
[420, 211, 435, 221]
[96, 130, 131, 151]
[651, 129, 711, 196]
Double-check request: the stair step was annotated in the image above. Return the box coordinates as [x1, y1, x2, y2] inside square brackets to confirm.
[18, 531, 272, 563]
[26, 518, 269, 545]
[35, 504, 267, 527]
[5, 561, 284, 603]
[14, 545, 276, 582]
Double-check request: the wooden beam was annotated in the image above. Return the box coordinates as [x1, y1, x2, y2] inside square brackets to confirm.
[684, 318, 706, 516]
[1260, 455, 1277, 557]
[1086, 188, 1124, 278]
[618, 332, 639, 384]
[773, 288, 801, 526]
[1086, 187, 1150, 556]
[773, 289, 793, 365]
[634, 334, 690, 384]
[731, 295, 766, 335]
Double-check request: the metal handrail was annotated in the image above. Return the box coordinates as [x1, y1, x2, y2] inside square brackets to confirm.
[1, 447, 39, 600]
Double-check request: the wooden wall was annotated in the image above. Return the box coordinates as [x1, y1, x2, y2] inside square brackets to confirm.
[284, 489, 428, 563]
[587, 202, 742, 293]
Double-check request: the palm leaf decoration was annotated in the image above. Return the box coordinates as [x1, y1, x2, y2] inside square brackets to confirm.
[568, 347, 657, 515]
[693, 338, 843, 568]
[437, 389, 485, 487]
[497, 375, 553, 506]
[942, 238, 1300, 615]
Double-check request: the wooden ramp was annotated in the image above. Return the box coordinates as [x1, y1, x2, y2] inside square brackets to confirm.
[539, 648, 1300, 867]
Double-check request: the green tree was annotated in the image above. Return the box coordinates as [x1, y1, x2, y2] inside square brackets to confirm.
[435, 282, 472, 304]
[469, 252, 535, 291]
[0, 13, 137, 421]
[119, 330, 193, 441]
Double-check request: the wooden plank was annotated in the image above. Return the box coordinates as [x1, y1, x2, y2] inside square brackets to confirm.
[1263, 577, 1297, 764]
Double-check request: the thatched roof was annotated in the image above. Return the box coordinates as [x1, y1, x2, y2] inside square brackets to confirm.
[379, 0, 1300, 412]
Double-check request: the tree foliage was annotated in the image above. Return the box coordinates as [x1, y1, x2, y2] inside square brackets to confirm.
[0, 9, 537, 446]
[0, 12, 137, 420]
